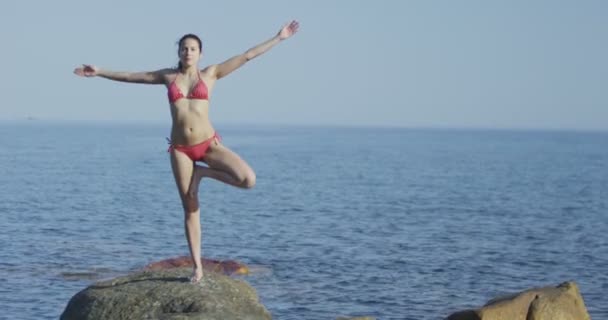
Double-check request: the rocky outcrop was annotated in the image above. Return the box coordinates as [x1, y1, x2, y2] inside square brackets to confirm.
[445, 281, 590, 320]
[144, 256, 250, 275]
[60, 267, 271, 320]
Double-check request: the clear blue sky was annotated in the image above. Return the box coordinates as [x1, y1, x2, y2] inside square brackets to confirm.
[1, 0, 606, 130]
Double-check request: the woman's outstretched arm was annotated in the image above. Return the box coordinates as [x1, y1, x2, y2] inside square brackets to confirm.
[73, 64, 170, 84]
[212, 20, 299, 80]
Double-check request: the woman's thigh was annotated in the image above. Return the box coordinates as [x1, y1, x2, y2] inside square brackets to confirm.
[203, 141, 255, 185]
[170, 150, 196, 209]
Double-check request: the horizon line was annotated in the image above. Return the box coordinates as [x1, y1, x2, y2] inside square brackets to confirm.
[1, 118, 606, 134]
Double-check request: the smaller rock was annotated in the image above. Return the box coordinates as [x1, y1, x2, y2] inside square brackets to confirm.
[526, 282, 591, 320]
[445, 281, 591, 320]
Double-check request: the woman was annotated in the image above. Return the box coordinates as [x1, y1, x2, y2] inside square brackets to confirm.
[74, 20, 299, 283]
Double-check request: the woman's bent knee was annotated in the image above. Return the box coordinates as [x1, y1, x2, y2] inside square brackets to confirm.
[182, 194, 199, 212]
[242, 172, 256, 189]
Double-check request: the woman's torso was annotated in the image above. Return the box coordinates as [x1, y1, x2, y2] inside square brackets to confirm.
[165, 68, 218, 146]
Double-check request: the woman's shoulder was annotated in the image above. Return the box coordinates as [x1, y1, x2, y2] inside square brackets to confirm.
[156, 68, 179, 82]
[201, 64, 218, 75]
[160, 68, 179, 76]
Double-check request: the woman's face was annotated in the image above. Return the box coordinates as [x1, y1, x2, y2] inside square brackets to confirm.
[179, 38, 202, 68]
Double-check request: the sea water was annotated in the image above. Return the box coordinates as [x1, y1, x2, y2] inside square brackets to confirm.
[0, 123, 606, 319]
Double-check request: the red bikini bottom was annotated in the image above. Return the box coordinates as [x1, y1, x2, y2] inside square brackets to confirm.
[168, 132, 220, 161]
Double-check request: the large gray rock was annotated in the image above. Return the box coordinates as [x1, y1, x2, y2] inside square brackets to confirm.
[60, 267, 272, 320]
[445, 281, 590, 320]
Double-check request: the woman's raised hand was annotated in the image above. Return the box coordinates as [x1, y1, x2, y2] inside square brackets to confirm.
[73, 64, 99, 77]
[278, 20, 299, 40]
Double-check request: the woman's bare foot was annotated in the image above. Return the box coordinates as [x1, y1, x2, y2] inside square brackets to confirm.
[190, 267, 203, 283]
[188, 165, 206, 198]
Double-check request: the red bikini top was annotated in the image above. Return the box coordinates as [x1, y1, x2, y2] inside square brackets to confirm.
[167, 72, 209, 103]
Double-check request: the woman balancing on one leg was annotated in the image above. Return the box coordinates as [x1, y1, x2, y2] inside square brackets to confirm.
[74, 20, 299, 283]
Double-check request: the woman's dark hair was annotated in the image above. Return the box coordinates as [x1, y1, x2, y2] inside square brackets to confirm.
[177, 34, 203, 70]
